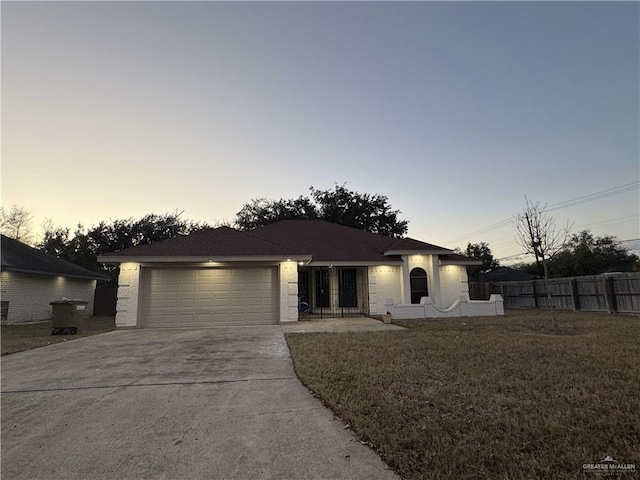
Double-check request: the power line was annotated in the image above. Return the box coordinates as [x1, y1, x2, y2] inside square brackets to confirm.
[546, 181, 639, 212]
[575, 213, 639, 229]
[443, 181, 639, 244]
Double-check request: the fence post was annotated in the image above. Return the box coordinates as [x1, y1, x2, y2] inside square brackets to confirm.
[604, 277, 617, 313]
[570, 278, 580, 311]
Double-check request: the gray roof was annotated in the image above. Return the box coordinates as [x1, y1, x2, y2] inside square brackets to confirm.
[1, 235, 109, 281]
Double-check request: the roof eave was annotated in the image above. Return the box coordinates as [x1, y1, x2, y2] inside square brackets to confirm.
[1, 266, 109, 281]
[384, 249, 453, 256]
[98, 255, 313, 264]
[305, 260, 403, 267]
[439, 259, 483, 266]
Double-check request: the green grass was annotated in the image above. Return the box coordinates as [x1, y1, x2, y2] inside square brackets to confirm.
[1, 316, 116, 356]
[286, 310, 640, 480]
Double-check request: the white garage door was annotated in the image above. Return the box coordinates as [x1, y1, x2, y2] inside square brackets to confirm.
[141, 267, 278, 328]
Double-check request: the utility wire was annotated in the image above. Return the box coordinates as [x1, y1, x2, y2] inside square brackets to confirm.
[443, 181, 639, 244]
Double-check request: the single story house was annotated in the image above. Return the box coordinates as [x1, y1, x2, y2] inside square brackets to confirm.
[475, 266, 537, 282]
[1, 235, 109, 324]
[99, 220, 504, 329]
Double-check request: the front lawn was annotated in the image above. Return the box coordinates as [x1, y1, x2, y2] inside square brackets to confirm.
[285, 310, 640, 480]
[1, 316, 116, 356]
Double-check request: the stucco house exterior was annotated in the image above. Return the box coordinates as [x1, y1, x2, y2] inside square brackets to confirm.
[99, 220, 503, 329]
[1, 235, 109, 324]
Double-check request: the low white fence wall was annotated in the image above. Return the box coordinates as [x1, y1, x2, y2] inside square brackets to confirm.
[387, 294, 504, 320]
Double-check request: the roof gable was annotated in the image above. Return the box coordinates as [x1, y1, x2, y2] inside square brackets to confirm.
[384, 237, 452, 255]
[1, 235, 108, 280]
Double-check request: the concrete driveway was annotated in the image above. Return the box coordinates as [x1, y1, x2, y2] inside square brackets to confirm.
[1, 326, 398, 480]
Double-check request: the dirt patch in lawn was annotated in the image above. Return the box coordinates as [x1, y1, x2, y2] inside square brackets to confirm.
[1, 316, 116, 356]
[286, 309, 640, 480]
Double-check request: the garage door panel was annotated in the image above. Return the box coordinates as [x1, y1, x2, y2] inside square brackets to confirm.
[197, 283, 213, 293]
[196, 298, 213, 308]
[178, 299, 196, 308]
[179, 283, 196, 293]
[141, 267, 278, 328]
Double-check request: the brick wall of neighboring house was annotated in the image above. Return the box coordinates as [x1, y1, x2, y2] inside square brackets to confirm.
[0, 271, 96, 324]
[368, 265, 402, 315]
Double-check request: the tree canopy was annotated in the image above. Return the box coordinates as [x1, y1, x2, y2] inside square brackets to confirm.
[548, 230, 638, 277]
[40, 213, 210, 282]
[456, 242, 499, 280]
[235, 185, 408, 237]
[0, 205, 34, 245]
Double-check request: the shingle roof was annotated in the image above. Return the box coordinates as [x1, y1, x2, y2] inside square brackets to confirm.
[247, 220, 394, 262]
[248, 220, 450, 262]
[385, 237, 452, 255]
[98, 220, 470, 264]
[439, 253, 483, 266]
[1, 235, 109, 280]
[99, 226, 307, 259]
[475, 267, 537, 282]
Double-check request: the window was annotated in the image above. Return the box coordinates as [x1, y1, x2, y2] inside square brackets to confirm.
[338, 268, 358, 308]
[410, 268, 428, 304]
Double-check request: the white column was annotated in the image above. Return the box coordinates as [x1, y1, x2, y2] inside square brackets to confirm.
[430, 255, 442, 308]
[401, 255, 411, 304]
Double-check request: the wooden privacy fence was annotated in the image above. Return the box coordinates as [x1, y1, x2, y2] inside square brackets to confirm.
[470, 273, 640, 313]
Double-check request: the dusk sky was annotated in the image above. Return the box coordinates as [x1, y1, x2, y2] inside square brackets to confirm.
[2, 1, 639, 263]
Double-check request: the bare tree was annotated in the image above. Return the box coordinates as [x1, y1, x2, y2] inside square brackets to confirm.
[513, 198, 571, 328]
[0, 205, 34, 244]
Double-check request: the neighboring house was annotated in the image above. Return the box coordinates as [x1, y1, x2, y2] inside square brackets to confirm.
[475, 266, 537, 282]
[98, 220, 504, 329]
[0, 235, 109, 324]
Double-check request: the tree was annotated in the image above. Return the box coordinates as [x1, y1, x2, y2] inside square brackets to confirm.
[513, 199, 570, 278]
[550, 230, 639, 277]
[0, 205, 34, 244]
[235, 196, 318, 231]
[235, 185, 408, 237]
[513, 198, 570, 328]
[40, 212, 211, 283]
[458, 242, 499, 280]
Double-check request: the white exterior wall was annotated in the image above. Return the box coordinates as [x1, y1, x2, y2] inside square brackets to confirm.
[0, 271, 96, 324]
[387, 256, 503, 319]
[405, 254, 441, 305]
[279, 261, 299, 323]
[439, 265, 469, 307]
[115, 263, 142, 328]
[390, 294, 504, 319]
[367, 266, 402, 315]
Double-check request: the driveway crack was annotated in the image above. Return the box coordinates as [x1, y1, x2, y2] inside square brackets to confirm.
[1, 376, 299, 394]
